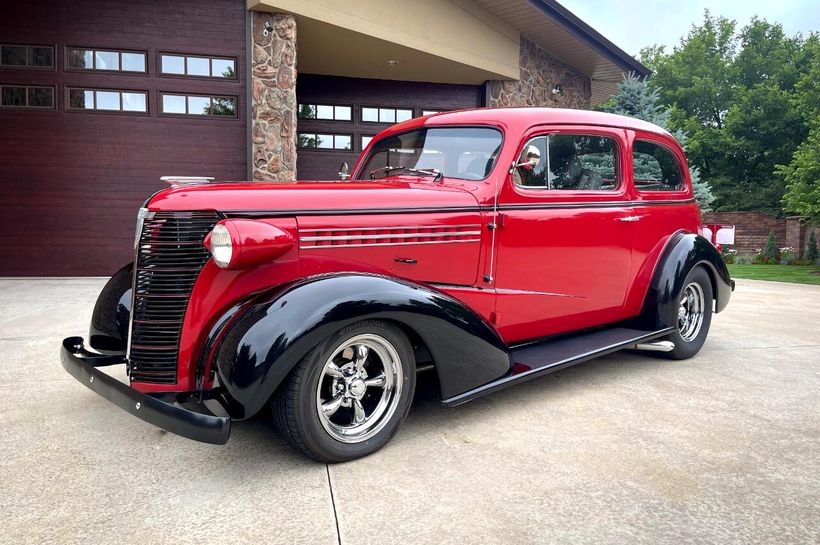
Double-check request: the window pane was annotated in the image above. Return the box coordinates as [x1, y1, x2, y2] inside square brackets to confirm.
[30, 46, 53, 67]
[161, 54, 185, 74]
[334, 105, 352, 121]
[187, 95, 210, 115]
[361, 107, 378, 122]
[28, 87, 53, 108]
[361, 136, 373, 149]
[633, 140, 683, 191]
[68, 89, 92, 109]
[514, 134, 618, 190]
[68, 48, 91, 69]
[298, 133, 317, 148]
[379, 108, 395, 123]
[162, 94, 186, 114]
[210, 97, 236, 116]
[211, 58, 235, 78]
[298, 104, 317, 119]
[1, 87, 26, 106]
[122, 92, 146, 112]
[95, 91, 120, 110]
[94, 51, 119, 70]
[121, 52, 145, 72]
[395, 109, 413, 122]
[186, 57, 209, 76]
[1, 46, 27, 66]
[335, 135, 352, 150]
[316, 134, 333, 149]
[316, 104, 334, 120]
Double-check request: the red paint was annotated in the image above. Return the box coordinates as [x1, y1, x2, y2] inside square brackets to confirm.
[132, 107, 701, 392]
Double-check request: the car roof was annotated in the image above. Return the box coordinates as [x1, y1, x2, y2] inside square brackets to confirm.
[395, 106, 673, 138]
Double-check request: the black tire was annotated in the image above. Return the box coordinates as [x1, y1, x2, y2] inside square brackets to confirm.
[662, 266, 713, 360]
[271, 320, 416, 462]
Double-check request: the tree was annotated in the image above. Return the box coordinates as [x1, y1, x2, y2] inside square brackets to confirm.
[598, 73, 716, 211]
[642, 12, 817, 216]
[806, 230, 818, 263]
[776, 128, 820, 222]
[762, 228, 778, 262]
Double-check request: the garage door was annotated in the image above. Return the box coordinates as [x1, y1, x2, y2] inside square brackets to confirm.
[0, 0, 247, 276]
[296, 74, 483, 180]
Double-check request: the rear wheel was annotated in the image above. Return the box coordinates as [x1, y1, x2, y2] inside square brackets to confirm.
[663, 266, 713, 360]
[272, 320, 415, 462]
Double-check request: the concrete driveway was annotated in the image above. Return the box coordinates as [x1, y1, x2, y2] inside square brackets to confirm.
[0, 277, 818, 544]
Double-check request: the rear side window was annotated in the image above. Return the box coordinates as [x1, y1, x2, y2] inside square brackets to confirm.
[633, 140, 685, 191]
[514, 134, 619, 190]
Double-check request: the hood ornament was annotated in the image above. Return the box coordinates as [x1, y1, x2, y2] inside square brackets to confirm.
[160, 176, 215, 188]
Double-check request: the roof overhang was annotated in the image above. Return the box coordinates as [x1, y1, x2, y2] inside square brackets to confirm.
[248, 0, 649, 102]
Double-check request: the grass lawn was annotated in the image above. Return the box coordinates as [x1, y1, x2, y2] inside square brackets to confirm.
[727, 264, 820, 285]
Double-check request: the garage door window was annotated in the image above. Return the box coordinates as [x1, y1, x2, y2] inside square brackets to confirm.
[1, 44, 54, 68]
[298, 133, 353, 150]
[67, 88, 148, 113]
[298, 103, 352, 121]
[361, 106, 413, 123]
[159, 53, 237, 79]
[1, 85, 54, 109]
[160, 93, 237, 117]
[67, 48, 146, 73]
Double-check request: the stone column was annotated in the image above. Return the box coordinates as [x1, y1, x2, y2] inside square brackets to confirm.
[251, 12, 297, 181]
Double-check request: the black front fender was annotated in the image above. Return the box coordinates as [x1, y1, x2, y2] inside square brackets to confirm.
[639, 233, 733, 330]
[89, 262, 133, 354]
[213, 274, 511, 418]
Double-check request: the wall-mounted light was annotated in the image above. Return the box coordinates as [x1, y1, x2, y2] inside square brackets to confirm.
[552, 84, 563, 97]
[386, 59, 399, 66]
[263, 21, 272, 37]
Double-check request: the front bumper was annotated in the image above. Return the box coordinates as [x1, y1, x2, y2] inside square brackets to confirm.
[60, 337, 230, 444]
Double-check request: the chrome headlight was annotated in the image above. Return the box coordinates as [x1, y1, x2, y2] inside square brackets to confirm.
[209, 223, 233, 268]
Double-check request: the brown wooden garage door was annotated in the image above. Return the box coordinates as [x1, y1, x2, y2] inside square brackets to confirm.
[296, 74, 484, 181]
[0, 0, 247, 276]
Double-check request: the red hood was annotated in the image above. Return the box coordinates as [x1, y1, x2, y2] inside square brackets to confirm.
[147, 178, 481, 213]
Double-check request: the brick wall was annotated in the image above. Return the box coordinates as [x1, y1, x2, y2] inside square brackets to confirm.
[702, 211, 787, 254]
[702, 211, 819, 257]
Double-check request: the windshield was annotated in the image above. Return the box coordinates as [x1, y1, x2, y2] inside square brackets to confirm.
[356, 127, 503, 181]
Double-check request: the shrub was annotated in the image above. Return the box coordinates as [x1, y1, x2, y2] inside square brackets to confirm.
[735, 254, 754, 265]
[807, 231, 818, 264]
[780, 247, 797, 265]
[721, 248, 738, 264]
[761, 229, 779, 263]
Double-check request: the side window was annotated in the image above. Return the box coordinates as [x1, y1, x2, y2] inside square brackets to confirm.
[633, 140, 684, 191]
[513, 134, 619, 190]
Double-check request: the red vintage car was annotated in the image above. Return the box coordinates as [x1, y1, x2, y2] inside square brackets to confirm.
[62, 107, 733, 462]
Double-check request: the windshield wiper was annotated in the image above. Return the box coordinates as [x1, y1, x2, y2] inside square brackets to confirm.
[369, 165, 443, 182]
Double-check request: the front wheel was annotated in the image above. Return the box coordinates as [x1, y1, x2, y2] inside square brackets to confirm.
[662, 266, 713, 360]
[272, 320, 416, 462]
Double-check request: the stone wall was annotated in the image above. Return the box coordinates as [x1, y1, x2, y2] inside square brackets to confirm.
[487, 36, 591, 110]
[251, 12, 297, 181]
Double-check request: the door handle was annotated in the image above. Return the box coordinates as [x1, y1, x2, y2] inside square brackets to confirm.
[618, 215, 642, 222]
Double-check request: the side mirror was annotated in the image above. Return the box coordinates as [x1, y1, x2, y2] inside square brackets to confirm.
[338, 162, 350, 181]
[513, 145, 541, 170]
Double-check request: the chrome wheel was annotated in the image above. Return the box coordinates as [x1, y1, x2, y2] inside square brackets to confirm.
[316, 334, 403, 443]
[678, 282, 705, 342]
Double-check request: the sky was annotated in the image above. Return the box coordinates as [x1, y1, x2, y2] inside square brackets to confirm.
[560, 0, 820, 58]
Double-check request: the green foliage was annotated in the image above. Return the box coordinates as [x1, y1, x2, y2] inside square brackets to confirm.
[807, 231, 818, 263]
[762, 229, 779, 262]
[599, 73, 716, 210]
[777, 128, 820, 221]
[641, 12, 819, 216]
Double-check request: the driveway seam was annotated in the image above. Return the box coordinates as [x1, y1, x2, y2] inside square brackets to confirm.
[326, 464, 342, 545]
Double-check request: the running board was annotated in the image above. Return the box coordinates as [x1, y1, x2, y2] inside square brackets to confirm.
[442, 327, 674, 406]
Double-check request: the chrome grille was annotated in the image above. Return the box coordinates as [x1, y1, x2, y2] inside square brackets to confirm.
[129, 210, 220, 384]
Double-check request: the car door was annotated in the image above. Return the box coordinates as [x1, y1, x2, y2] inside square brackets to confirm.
[491, 126, 634, 342]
